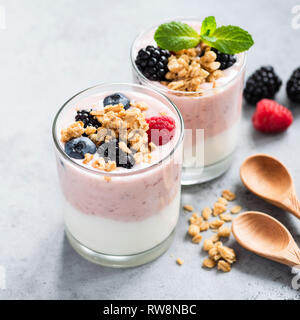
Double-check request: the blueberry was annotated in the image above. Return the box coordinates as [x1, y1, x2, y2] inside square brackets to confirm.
[103, 93, 130, 110]
[65, 137, 96, 159]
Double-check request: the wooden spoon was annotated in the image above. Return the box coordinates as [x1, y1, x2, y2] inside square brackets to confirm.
[240, 154, 300, 219]
[232, 211, 300, 266]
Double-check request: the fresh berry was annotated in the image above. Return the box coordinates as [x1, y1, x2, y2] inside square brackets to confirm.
[103, 93, 130, 110]
[65, 137, 97, 159]
[211, 48, 236, 70]
[97, 139, 135, 169]
[244, 66, 282, 104]
[135, 46, 170, 81]
[75, 109, 100, 128]
[286, 67, 300, 103]
[252, 99, 293, 133]
[146, 116, 175, 145]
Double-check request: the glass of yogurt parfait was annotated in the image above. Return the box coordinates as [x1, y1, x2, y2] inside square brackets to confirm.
[52, 83, 183, 267]
[131, 17, 252, 185]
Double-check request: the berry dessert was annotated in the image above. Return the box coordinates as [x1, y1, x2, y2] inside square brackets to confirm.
[244, 66, 282, 104]
[53, 83, 183, 267]
[287, 67, 300, 103]
[252, 99, 293, 133]
[131, 17, 254, 184]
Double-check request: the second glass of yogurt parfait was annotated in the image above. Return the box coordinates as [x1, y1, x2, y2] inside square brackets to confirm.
[52, 83, 183, 267]
[131, 18, 247, 185]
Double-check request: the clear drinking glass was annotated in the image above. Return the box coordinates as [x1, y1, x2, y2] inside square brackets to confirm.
[131, 18, 246, 185]
[52, 83, 184, 267]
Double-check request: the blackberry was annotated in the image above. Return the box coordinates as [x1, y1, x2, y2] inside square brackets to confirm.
[211, 48, 236, 70]
[243, 66, 282, 104]
[97, 139, 135, 169]
[286, 67, 300, 103]
[135, 46, 170, 81]
[75, 110, 100, 128]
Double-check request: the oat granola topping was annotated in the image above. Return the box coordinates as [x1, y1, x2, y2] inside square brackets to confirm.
[82, 153, 94, 164]
[60, 97, 162, 172]
[163, 47, 224, 93]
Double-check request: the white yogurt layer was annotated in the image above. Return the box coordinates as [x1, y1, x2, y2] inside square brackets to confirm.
[183, 121, 240, 167]
[63, 191, 180, 255]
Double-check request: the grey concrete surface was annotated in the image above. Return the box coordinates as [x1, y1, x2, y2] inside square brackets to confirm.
[1, 0, 300, 300]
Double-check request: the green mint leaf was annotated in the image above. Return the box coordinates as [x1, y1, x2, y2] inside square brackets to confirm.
[201, 25, 254, 54]
[154, 21, 200, 52]
[200, 16, 216, 36]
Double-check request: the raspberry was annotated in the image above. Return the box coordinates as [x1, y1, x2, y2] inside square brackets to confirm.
[252, 99, 293, 133]
[146, 116, 175, 145]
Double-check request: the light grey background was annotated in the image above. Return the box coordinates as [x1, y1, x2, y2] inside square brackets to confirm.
[1, 0, 300, 300]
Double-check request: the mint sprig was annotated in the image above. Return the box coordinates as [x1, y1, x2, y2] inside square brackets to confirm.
[200, 16, 217, 36]
[154, 17, 254, 54]
[154, 21, 200, 52]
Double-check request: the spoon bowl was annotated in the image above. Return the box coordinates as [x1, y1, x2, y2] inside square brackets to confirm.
[240, 154, 300, 219]
[232, 211, 300, 266]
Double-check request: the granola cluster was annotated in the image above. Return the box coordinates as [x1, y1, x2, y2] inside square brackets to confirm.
[182, 189, 241, 272]
[60, 101, 156, 172]
[162, 45, 223, 93]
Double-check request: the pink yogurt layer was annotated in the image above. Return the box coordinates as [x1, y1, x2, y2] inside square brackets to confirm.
[55, 90, 183, 222]
[132, 21, 245, 140]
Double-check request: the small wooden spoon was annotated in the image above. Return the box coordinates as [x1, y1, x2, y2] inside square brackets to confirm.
[232, 211, 300, 266]
[240, 154, 300, 219]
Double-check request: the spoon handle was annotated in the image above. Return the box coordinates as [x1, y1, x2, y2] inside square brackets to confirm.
[283, 192, 300, 219]
[280, 245, 300, 266]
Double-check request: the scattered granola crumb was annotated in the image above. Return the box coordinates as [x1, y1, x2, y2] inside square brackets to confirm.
[183, 204, 194, 212]
[82, 153, 94, 164]
[218, 226, 231, 238]
[188, 224, 200, 237]
[218, 260, 231, 272]
[220, 213, 232, 222]
[218, 246, 236, 264]
[213, 202, 227, 216]
[203, 258, 216, 269]
[208, 247, 221, 261]
[217, 197, 228, 205]
[222, 189, 236, 201]
[203, 239, 214, 251]
[176, 258, 184, 266]
[210, 234, 219, 243]
[192, 234, 203, 244]
[209, 219, 224, 229]
[202, 207, 212, 220]
[189, 213, 203, 226]
[231, 205, 242, 214]
[200, 221, 209, 232]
